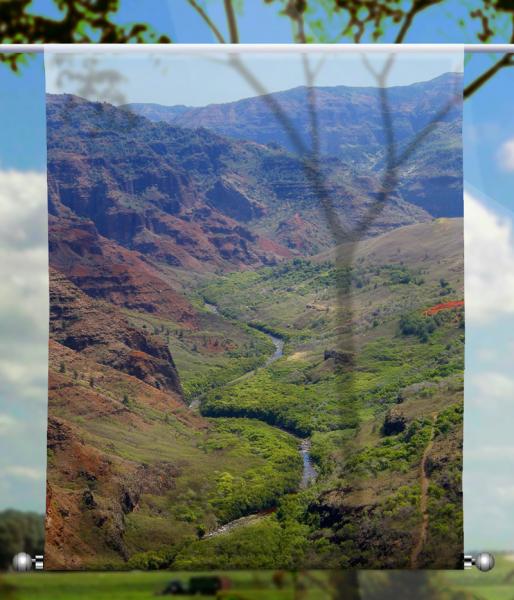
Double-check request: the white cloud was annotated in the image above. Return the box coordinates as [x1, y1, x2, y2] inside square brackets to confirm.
[0, 171, 47, 248]
[461, 193, 514, 550]
[466, 445, 514, 460]
[3, 466, 45, 481]
[498, 138, 514, 172]
[496, 484, 514, 500]
[0, 171, 48, 409]
[469, 371, 514, 405]
[0, 413, 18, 435]
[476, 347, 497, 363]
[465, 191, 514, 323]
[0, 171, 48, 512]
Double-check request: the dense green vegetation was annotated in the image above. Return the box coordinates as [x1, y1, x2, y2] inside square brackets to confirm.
[399, 306, 463, 343]
[201, 328, 463, 439]
[109, 232, 464, 569]
[421, 401, 464, 568]
[44, 79, 465, 570]
[202, 366, 346, 437]
[201, 419, 302, 523]
[186, 223, 464, 568]
[345, 417, 433, 476]
[434, 401, 464, 437]
[173, 515, 310, 570]
[45, 217, 464, 569]
[83, 415, 303, 567]
[47, 333, 304, 569]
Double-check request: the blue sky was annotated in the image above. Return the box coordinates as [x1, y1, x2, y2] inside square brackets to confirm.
[45, 50, 462, 106]
[104, 0, 514, 45]
[464, 53, 514, 213]
[463, 54, 514, 552]
[24, 0, 514, 45]
[0, 56, 46, 171]
[462, 187, 514, 551]
[0, 54, 48, 513]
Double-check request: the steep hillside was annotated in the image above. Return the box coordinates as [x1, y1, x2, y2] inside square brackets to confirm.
[46, 332, 302, 568]
[47, 92, 454, 269]
[49, 217, 197, 324]
[47, 258, 303, 569]
[49, 268, 183, 395]
[47, 221, 463, 569]
[125, 73, 461, 159]
[125, 73, 463, 217]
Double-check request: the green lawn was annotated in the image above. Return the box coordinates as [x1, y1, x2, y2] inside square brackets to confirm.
[4, 560, 514, 600]
[2, 571, 324, 600]
[445, 554, 514, 600]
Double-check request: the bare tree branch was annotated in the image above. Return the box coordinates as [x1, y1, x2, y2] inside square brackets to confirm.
[224, 0, 240, 43]
[187, 0, 226, 43]
[464, 52, 514, 98]
[393, 3, 419, 43]
[393, 0, 441, 44]
[464, 10, 514, 99]
[296, 11, 307, 43]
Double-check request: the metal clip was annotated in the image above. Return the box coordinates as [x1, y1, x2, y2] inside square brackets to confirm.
[464, 553, 495, 572]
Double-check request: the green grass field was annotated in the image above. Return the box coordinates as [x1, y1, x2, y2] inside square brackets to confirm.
[2, 571, 323, 600]
[445, 554, 514, 600]
[4, 557, 514, 600]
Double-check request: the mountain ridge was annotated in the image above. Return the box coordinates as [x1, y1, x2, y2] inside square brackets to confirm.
[123, 71, 461, 123]
[47, 86, 460, 278]
[121, 71, 463, 217]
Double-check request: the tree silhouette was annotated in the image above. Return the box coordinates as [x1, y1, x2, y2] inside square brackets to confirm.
[191, 0, 514, 98]
[0, 0, 170, 70]
[178, 4, 464, 593]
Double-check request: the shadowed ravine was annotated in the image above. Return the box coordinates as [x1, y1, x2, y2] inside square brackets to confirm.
[188, 301, 316, 538]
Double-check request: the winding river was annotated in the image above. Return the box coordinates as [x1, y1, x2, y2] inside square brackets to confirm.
[192, 301, 316, 537]
[264, 333, 284, 367]
[300, 439, 317, 489]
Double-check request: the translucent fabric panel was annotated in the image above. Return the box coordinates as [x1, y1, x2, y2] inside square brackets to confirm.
[43, 47, 463, 570]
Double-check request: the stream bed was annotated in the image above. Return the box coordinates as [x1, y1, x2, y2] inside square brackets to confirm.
[300, 439, 317, 489]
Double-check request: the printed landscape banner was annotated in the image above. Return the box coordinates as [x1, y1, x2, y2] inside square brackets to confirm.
[44, 49, 464, 570]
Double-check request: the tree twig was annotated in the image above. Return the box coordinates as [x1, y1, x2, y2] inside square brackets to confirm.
[464, 52, 514, 98]
[464, 13, 514, 99]
[187, 0, 226, 43]
[394, 6, 417, 43]
[296, 8, 307, 43]
[394, 0, 442, 44]
[224, 0, 239, 43]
